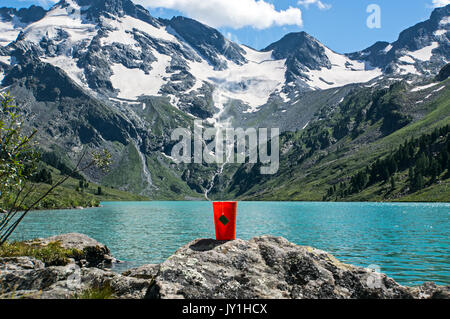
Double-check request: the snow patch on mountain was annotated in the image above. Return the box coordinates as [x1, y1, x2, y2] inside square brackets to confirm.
[407, 42, 440, 62]
[440, 17, 450, 25]
[0, 19, 23, 47]
[189, 45, 286, 114]
[41, 55, 87, 88]
[101, 15, 178, 45]
[22, 1, 97, 44]
[168, 94, 182, 109]
[410, 82, 440, 92]
[279, 91, 290, 103]
[305, 46, 382, 90]
[302, 121, 310, 130]
[399, 55, 416, 64]
[101, 19, 140, 48]
[110, 51, 172, 99]
[0, 56, 11, 65]
[433, 86, 445, 93]
[393, 40, 441, 73]
[383, 44, 393, 53]
[434, 29, 448, 36]
[397, 64, 420, 75]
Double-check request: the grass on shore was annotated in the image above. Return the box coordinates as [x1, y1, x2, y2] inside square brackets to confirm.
[73, 285, 116, 299]
[0, 241, 83, 266]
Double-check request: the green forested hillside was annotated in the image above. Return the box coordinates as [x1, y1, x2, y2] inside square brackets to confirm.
[324, 125, 449, 201]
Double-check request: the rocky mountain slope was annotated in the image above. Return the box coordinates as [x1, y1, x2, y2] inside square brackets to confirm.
[0, 0, 449, 200]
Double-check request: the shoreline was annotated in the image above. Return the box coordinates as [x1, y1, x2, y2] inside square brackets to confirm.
[1, 205, 101, 214]
[100, 200, 450, 204]
[9, 200, 447, 213]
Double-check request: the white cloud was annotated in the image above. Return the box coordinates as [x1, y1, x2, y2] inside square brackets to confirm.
[297, 0, 331, 10]
[431, 0, 450, 7]
[134, 0, 303, 29]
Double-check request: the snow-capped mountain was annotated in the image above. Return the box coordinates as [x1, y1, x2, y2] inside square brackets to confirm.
[0, 0, 449, 199]
[348, 5, 449, 77]
[264, 32, 383, 91]
[2, 0, 447, 121]
[0, 5, 46, 47]
[1, 0, 285, 119]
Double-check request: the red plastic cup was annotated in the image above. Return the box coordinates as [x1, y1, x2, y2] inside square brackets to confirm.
[213, 201, 237, 241]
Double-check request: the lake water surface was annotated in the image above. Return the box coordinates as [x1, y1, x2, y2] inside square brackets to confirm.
[10, 201, 450, 286]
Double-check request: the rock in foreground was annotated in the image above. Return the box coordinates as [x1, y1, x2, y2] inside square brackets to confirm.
[149, 236, 449, 299]
[0, 234, 448, 299]
[0, 233, 151, 299]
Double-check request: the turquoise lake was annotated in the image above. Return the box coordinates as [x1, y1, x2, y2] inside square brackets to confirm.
[10, 201, 450, 286]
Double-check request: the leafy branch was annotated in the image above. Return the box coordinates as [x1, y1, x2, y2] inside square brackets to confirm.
[0, 92, 111, 245]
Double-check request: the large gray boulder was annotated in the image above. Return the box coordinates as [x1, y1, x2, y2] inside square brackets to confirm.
[0, 257, 152, 299]
[147, 236, 449, 299]
[0, 257, 82, 298]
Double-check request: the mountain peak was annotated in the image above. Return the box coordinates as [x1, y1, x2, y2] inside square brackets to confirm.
[264, 32, 324, 60]
[167, 16, 247, 69]
[264, 32, 319, 53]
[51, 0, 158, 26]
[0, 5, 46, 23]
[264, 31, 330, 74]
[347, 4, 449, 75]
[0, 5, 47, 46]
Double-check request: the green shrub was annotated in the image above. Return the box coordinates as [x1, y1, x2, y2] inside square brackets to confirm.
[74, 284, 115, 299]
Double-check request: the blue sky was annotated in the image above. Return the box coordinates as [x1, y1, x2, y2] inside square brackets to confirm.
[3, 0, 448, 53]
